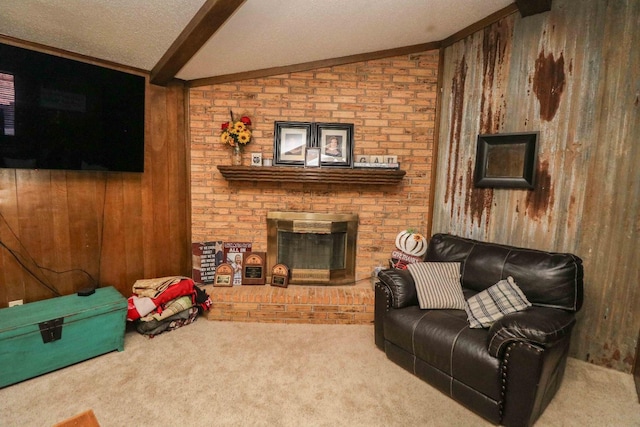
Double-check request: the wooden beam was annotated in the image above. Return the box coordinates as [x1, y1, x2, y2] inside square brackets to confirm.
[150, 0, 246, 86]
[515, 0, 553, 17]
[440, 3, 520, 48]
[187, 41, 440, 87]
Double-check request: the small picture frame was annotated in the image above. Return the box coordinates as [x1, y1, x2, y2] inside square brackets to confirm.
[242, 252, 266, 285]
[271, 263, 289, 288]
[274, 121, 313, 166]
[305, 147, 321, 168]
[250, 152, 262, 166]
[316, 123, 354, 168]
[213, 263, 234, 287]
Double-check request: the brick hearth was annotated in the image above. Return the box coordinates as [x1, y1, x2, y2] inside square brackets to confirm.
[204, 282, 374, 324]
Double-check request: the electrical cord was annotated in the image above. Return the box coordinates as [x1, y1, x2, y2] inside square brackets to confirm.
[0, 240, 61, 297]
[0, 209, 98, 296]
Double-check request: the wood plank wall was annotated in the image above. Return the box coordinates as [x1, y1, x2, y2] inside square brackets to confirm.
[0, 45, 191, 304]
[432, 0, 640, 372]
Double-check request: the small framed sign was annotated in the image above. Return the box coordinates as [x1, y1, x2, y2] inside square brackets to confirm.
[251, 152, 262, 166]
[214, 263, 234, 287]
[242, 252, 266, 285]
[270, 263, 290, 288]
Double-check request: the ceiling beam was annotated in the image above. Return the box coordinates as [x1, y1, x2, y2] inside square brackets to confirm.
[514, 0, 553, 17]
[150, 0, 246, 86]
[186, 42, 441, 87]
[440, 3, 520, 48]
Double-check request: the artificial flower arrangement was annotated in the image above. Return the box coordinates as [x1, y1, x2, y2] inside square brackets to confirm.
[220, 110, 252, 151]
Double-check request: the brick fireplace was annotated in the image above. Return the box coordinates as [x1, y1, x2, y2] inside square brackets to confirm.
[190, 50, 439, 323]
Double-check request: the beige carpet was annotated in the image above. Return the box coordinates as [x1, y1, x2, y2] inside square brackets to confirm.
[1, 318, 638, 427]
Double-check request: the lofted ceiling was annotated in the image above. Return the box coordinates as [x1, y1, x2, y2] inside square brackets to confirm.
[0, 0, 548, 86]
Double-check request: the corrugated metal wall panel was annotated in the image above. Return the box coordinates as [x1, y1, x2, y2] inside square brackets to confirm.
[433, 0, 639, 372]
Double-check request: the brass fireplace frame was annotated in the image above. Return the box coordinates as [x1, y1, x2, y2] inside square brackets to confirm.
[266, 212, 358, 285]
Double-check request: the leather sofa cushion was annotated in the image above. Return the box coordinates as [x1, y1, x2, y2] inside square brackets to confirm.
[384, 306, 502, 401]
[426, 233, 583, 311]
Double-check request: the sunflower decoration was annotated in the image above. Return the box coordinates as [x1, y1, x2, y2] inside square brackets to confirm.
[220, 110, 252, 150]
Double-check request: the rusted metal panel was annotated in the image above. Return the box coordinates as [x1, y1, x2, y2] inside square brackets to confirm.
[433, 0, 640, 372]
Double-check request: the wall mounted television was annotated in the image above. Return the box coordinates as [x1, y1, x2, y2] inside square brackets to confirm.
[0, 42, 145, 172]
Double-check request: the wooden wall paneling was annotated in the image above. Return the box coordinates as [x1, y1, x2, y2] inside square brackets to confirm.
[98, 174, 128, 290]
[64, 173, 103, 292]
[120, 175, 145, 292]
[166, 83, 190, 274]
[145, 84, 172, 278]
[0, 169, 26, 303]
[49, 171, 74, 294]
[16, 170, 57, 302]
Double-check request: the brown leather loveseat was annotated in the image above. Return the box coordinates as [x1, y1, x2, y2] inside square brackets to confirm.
[375, 233, 583, 426]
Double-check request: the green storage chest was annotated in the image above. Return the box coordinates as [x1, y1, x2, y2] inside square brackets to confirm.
[0, 287, 127, 388]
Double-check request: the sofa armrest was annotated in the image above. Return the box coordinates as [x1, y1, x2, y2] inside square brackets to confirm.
[487, 307, 576, 358]
[376, 268, 418, 309]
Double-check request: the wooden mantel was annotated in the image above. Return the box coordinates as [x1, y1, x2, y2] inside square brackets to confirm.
[217, 165, 406, 185]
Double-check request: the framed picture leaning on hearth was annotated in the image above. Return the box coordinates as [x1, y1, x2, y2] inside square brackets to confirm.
[316, 123, 354, 168]
[274, 121, 313, 166]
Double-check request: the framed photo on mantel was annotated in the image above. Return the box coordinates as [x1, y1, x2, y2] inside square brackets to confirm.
[274, 121, 313, 166]
[317, 122, 354, 168]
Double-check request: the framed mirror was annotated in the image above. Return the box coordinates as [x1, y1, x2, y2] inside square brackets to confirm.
[474, 132, 539, 189]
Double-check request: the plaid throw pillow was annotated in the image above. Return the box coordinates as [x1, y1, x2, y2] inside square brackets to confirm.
[465, 276, 531, 328]
[407, 262, 465, 310]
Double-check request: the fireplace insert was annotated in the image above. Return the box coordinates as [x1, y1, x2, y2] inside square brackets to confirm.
[267, 212, 358, 285]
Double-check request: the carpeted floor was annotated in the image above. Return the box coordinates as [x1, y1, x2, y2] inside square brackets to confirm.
[1, 318, 638, 427]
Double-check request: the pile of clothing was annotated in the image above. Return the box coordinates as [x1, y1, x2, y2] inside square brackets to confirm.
[126, 276, 212, 337]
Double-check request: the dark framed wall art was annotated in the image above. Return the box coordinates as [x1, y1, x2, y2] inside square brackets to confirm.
[316, 122, 354, 168]
[273, 121, 313, 166]
[474, 132, 539, 189]
[273, 121, 354, 167]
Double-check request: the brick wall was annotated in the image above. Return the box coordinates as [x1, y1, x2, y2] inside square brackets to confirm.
[190, 50, 439, 284]
[204, 282, 375, 324]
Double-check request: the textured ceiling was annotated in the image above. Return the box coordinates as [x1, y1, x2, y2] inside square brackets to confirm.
[0, 0, 514, 82]
[0, 0, 206, 70]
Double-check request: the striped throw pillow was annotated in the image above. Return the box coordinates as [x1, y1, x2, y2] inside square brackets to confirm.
[407, 262, 465, 310]
[465, 276, 531, 329]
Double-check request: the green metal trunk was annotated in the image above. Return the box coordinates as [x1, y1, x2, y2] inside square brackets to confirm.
[0, 287, 127, 388]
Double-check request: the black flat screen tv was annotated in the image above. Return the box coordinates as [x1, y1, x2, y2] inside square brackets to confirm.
[0, 42, 145, 172]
